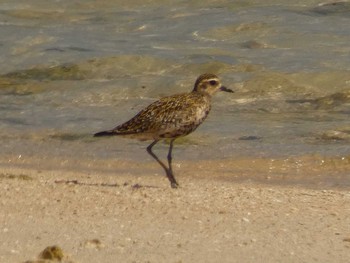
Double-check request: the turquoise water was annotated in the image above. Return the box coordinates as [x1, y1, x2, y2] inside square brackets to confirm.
[0, 1, 349, 187]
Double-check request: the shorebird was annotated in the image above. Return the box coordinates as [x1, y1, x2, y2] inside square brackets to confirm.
[94, 73, 233, 188]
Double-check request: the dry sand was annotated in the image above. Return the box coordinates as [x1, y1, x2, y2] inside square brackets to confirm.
[0, 166, 350, 263]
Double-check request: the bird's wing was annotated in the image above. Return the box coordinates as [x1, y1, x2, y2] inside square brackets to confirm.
[112, 94, 205, 135]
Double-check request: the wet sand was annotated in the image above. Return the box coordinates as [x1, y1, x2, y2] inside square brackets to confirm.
[1, 166, 349, 263]
[1, 1, 350, 262]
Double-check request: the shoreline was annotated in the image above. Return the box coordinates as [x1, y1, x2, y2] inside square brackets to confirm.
[1, 167, 349, 262]
[1, 153, 350, 190]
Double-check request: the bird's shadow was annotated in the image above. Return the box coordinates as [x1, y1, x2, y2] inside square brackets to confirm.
[54, 179, 159, 189]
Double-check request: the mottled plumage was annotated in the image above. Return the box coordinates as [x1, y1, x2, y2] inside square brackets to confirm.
[94, 73, 233, 188]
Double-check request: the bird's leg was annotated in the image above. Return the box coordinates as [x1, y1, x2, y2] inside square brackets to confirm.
[167, 139, 179, 188]
[146, 140, 168, 171]
[146, 140, 179, 188]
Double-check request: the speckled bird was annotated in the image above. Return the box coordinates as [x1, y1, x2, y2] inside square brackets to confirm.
[94, 73, 233, 188]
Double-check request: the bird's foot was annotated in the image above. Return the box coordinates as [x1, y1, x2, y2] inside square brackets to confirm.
[170, 181, 179, 189]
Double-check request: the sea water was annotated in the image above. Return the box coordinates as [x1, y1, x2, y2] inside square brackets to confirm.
[0, 0, 349, 188]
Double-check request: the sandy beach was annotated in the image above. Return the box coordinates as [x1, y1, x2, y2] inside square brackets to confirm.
[1, 165, 349, 263]
[1, 1, 350, 262]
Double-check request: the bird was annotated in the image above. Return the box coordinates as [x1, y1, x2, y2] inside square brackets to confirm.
[94, 73, 233, 188]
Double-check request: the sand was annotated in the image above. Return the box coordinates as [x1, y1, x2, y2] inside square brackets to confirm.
[1, 167, 350, 263]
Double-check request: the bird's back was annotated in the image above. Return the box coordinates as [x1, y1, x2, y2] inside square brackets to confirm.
[110, 92, 211, 140]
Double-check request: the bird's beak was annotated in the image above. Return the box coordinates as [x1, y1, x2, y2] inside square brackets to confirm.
[220, 86, 234, 93]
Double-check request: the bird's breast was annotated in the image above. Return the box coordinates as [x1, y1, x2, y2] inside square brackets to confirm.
[195, 105, 210, 123]
[156, 95, 211, 139]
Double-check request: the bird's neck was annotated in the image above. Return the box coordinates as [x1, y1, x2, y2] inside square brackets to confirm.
[191, 89, 212, 98]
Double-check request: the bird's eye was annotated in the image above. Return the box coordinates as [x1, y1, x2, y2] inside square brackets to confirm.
[209, 80, 217, 86]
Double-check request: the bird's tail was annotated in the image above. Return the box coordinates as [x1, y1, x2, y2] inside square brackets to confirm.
[93, 130, 117, 137]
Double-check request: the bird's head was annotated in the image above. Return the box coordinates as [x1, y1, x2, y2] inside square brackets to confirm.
[192, 73, 233, 96]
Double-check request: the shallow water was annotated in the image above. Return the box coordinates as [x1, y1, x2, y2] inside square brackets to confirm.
[1, 1, 350, 188]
